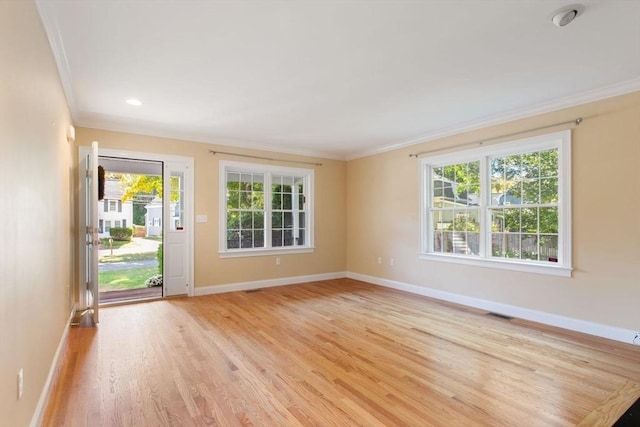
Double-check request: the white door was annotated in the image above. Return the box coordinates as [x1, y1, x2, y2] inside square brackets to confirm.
[163, 161, 192, 296]
[81, 141, 100, 322]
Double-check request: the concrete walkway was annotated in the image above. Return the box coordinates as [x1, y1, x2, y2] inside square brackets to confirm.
[99, 237, 161, 257]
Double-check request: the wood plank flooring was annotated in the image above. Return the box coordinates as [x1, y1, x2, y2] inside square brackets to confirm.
[43, 278, 640, 426]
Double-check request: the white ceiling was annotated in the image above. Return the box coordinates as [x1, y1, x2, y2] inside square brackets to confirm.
[36, 1, 640, 160]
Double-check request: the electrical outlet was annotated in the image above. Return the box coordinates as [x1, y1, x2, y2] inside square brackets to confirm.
[390, 258, 395, 267]
[377, 257, 382, 264]
[17, 369, 23, 400]
[276, 257, 281, 265]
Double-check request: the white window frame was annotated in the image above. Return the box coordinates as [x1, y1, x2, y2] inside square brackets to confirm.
[219, 160, 314, 258]
[420, 130, 572, 277]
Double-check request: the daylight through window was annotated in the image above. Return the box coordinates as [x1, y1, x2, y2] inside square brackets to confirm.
[220, 161, 314, 257]
[420, 130, 572, 276]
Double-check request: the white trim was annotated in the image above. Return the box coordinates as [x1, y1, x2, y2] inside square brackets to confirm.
[218, 160, 315, 256]
[219, 247, 315, 259]
[30, 306, 75, 427]
[35, 1, 78, 121]
[419, 253, 572, 277]
[194, 271, 347, 296]
[79, 146, 196, 298]
[36, 0, 639, 165]
[419, 130, 572, 275]
[346, 78, 640, 160]
[347, 272, 637, 345]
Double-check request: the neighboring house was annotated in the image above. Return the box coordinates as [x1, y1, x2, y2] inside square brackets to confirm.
[144, 197, 178, 237]
[98, 179, 133, 238]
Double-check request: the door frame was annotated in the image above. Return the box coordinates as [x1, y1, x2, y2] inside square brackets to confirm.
[78, 146, 195, 303]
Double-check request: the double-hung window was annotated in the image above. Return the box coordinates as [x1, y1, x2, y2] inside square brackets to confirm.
[219, 160, 314, 257]
[420, 130, 572, 276]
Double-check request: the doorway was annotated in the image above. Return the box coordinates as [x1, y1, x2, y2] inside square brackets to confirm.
[78, 145, 194, 317]
[97, 157, 164, 304]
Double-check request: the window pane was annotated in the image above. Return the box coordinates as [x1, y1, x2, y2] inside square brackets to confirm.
[283, 212, 293, 228]
[272, 212, 282, 228]
[521, 152, 539, 179]
[491, 209, 505, 232]
[467, 232, 480, 255]
[503, 208, 520, 232]
[240, 212, 252, 229]
[540, 235, 559, 261]
[298, 229, 305, 245]
[539, 207, 558, 234]
[282, 193, 292, 209]
[442, 165, 456, 181]
[503, 154, 521, 180]
[252, 191, 264, 209]
[540, 178, 558, 203]
[434, 231, 443, 252]
[505, 183, 522, 205]
[521, 234, 538, 260]
[272, 193, 282, 210]
[227, 231, 240, 249]
[227, 173, 240, 190]
[521, 208, 537, 233]
[522, 179, 539, 204]
[227, 191, 238, 209]
[492, 233, 520, 258]
[253, 212, 264, 229]
[441, 232, 453, 253]
[239, 191, 251, 209]
[284, 230, 294, 246]
[539, 149, 558, 177]
[433, 167, 443, 181]
[227, 213, 239, 229]
[254, 230, 264, 248]
[272, 230, 283, 247]
[298, 212, 305, 226]
[240, 173, 252, 191]
[240, 230, 253, 248]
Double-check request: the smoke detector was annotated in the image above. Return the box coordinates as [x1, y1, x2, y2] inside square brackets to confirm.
[551, 5, 584, 27]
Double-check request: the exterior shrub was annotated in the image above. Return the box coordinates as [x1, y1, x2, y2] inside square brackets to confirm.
[145, 274, 163, 287]
[157, 243, 163, 275]
[109, 227, 133, 241]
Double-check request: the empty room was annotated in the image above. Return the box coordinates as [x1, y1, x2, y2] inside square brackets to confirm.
[1, 1, 639, 426]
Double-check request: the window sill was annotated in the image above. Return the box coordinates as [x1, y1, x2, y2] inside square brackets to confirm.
[419, 253, 573, 277]
[219, 247, 315, 259]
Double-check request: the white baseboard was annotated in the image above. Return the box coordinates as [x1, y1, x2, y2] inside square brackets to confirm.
[347, 272, 637, 345]
[195, 271, 347, 296]
[30, 304, 76, 427]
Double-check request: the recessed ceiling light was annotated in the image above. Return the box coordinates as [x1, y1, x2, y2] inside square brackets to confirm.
[126, 98, 143, 106]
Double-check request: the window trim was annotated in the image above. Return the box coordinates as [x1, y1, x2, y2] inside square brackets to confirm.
[218, 160, 315, 258]
[419, 130, 572, 277]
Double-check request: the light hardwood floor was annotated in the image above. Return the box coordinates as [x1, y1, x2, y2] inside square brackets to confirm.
[43, 278, 640, 426]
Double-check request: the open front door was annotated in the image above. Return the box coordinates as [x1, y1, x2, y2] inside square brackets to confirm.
[81, 141, 100, 323]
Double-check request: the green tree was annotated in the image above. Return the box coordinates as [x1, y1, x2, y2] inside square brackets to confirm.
[119, 174, 182, 203]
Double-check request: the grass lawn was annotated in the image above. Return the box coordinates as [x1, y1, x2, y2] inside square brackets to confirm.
[99, 266, 159, 291]
[100, 238, 129, 249]
[100, 252, 156, 263]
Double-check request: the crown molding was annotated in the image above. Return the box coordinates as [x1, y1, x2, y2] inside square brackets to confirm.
[346, 78, 640, 161]
[36, 0, 78, 122]
[74, 119, 345, 161]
